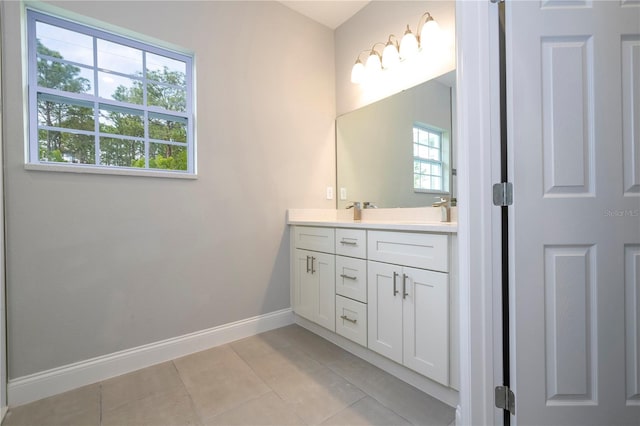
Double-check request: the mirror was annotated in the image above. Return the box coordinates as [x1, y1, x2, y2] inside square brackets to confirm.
[336, 71, 456, 209]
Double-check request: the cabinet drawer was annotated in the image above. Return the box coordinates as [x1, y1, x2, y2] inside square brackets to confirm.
[336, 295, 367, 347]
[335, 229, 367, 258]
[294, 226, 335, 253]
[335, 256, 367, 303]
[367, 231, 449, 272]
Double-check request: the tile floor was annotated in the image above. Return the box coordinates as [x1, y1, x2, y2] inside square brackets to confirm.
[1, 324, 456, 426]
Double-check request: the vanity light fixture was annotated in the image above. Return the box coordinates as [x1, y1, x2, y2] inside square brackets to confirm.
[350, 11, 441, 84]
[419, 12, 441, 51]
[350, 44, 385, 84]
[399, 24, 419, 60]
[382, 35, 400, 69]
[350, 50, 367, 84]
[365, 43, 384, 76]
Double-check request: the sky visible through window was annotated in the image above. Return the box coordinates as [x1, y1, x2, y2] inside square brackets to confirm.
[36, 21, 186, 101]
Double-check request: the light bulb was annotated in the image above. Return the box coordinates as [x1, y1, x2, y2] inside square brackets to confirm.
[420, 17, 441, 50]
[351, 60, 364, 84]
[399, 25, 419, 60]
[382, 42, 400, 69]
[365, 51, 382, 74]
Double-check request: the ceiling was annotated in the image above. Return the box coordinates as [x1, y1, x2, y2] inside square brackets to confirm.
[279, 1, 371, 29]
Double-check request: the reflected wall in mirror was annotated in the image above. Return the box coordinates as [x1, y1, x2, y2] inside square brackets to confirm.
[336, 71, 456, 209]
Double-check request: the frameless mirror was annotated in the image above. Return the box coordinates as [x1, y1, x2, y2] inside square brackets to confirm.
[336, 70, 456, 209]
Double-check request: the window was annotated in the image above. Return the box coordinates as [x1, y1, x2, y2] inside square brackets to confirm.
[413, 124, 447, 192]
[27, 10, 194, 174]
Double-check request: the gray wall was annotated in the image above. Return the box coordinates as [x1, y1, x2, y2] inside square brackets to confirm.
[2, 0, 336, 379]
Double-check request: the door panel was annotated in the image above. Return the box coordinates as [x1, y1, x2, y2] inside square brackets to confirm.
[622, 35, 640, 195]
[367, 261, 403, 363]
[314, 252, 335, 331]
[507, 1, 640, 424]
[543, 245, 595, 403]
[294, 249, 316, 322]
[403, 266, 449, 386]
[625, 244, 640, 404]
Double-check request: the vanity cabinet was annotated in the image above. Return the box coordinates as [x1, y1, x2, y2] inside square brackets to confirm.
[291, 224, 454, 389]
[367, 230, 450, 386]
[293, 227, 335, 332]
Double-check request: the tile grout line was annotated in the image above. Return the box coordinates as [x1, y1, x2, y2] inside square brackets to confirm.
[226, 337, 318, 426]
[323, 359, 416, 426]
[226, 342, 290, 407]
[98, 382, 103, 426]
[170, 359, 206, 426]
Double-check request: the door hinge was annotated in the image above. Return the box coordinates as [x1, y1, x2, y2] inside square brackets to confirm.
[495, 385, 515, 415]
[493, 182, 513, 206]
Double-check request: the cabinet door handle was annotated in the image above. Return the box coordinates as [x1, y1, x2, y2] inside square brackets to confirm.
[402, 273, 408, 299]
[393, 272, 399, 296]
[306, 256, 310, 273]
[340, 315, 357, 324]
[340, 240, 357, 246]
[311, 257, 316, 274]
[340, 274, 357, 281]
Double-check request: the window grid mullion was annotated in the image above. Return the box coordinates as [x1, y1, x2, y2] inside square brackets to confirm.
[143, 51, 150, 169]
[92, 36, 101, 166]
[35, 87, 189, 119]
[28, 12, 39, 163]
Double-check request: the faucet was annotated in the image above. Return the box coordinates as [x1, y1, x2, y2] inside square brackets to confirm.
[432, 196, 451, 222]
[363, 202, 378, 209]
[346, 201, 362, 221]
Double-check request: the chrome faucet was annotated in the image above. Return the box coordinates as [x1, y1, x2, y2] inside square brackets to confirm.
[346, 201, 362, 221]
[432, 196, 451, 222]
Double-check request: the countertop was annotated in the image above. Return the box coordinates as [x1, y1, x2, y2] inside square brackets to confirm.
[287, 208, 458, 233]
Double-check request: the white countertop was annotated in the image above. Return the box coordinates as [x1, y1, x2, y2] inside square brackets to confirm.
[287, 208, 458, 233]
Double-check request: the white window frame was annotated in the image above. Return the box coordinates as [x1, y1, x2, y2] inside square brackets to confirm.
[26, 9, 196, 177]
[413, 123, 448, 193]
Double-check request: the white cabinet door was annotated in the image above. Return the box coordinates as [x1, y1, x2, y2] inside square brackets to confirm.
[367, 261, 403, 364]
[294, 249, 317, 322]
[294, 249, 335, 331]
[402, 266, 449, 386]
[313, 251, 335, 332]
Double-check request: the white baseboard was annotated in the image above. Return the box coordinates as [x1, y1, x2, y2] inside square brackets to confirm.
[8, 308, 294, 407]
[295, 315, 459, 408]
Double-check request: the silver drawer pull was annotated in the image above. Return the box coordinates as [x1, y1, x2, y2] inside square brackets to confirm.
[340, 240, 357, 246]
[393, 272, 399, 296]
[402, 273, 408, 299]
[340, 315, 357, 324]
[340, 274, 357, 281]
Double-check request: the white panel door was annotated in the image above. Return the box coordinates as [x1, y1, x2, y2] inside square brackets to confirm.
[294, 249, 317, 322]
[507, 1, 640, 424]
[402, 266, 449, 386]
[367, 261, 403, 363]
[313, 251, 336, 332]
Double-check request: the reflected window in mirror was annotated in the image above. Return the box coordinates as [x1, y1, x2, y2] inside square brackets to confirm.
[413, 123, 449, 193]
